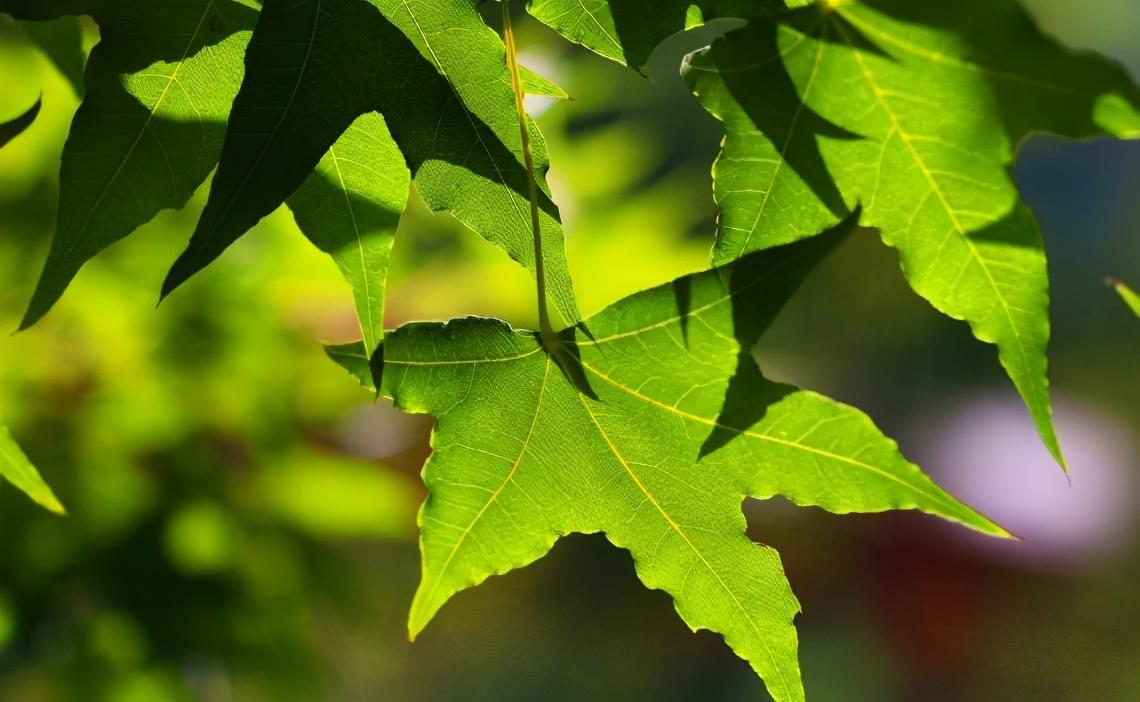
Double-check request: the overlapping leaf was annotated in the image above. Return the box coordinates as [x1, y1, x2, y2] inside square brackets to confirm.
[680, 0, 1140, 468]
[8, 0, 576, 342]
[288, 113, 409, 351]
[0, 425, 65, 514]
[528, 0, 1140, 468]
[164, 0, 581, 326]
[6, 0, 398, 341]
[330, 225, 1005, 702]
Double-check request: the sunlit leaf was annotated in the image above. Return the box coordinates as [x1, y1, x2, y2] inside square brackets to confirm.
[680, 0, 1140, 469]
[519, 65, 570, 100]
[330, 224, 1005, 702]
[0, 425, 65, 514]
[288, 113, 409, 352]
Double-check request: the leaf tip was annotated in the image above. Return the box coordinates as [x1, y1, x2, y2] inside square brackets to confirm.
[406, 607, 429, 644]
[16, 292, 50, 333]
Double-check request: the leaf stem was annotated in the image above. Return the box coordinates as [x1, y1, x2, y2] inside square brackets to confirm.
[501, 0, 558, 351]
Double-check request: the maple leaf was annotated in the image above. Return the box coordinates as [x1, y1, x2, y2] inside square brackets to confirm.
[680, 0, 1140, 470]
[329, 223, 1006, 702]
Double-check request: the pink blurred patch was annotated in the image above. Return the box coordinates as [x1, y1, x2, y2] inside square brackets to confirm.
[910, 393, 1139, 572]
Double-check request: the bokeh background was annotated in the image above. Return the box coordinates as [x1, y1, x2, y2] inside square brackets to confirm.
[1, 2, 1138, 700]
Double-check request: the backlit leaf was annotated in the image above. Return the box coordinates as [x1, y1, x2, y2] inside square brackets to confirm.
[330, 225, 1005, 702]
[288, 113, 409, 352]
[680, 0, 1140, 469]
[0, 425, 65, 514]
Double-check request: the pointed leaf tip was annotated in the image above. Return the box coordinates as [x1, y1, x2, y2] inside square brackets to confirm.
[0, 426, 66, 515]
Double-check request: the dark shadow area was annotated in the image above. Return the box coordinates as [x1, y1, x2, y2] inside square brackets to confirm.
[698, 352, 796, 458]
[698, 212, 858, 458]
[289, 164, 403, 260]
[966, 202, 1042, 249]
[369, 341, 386, 400]
[712, 16, 862, 226]
[672, 275, 693, 346]
[727, 210, 859, 348]
[607, 0, 695, 70]
[553, 329, 599, 400]
[574, 320, 596, 344]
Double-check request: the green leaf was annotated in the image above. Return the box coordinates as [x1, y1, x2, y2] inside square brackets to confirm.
[527, 0, 787, 69]
[288, 113, 409, 353]
[10, 0, 259, 329]
[681, 1, 1140, 470]
[0, 425, 65, 514]
[0, 94, 41, 149]
[519, 65, 570, 100]
[1108, 277, 1140, 317]
[330, 225, 1005, 702]
[162, 0, 581, 326]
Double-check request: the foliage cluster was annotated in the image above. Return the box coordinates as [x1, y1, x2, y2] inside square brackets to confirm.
[2, 0, 1138, 698]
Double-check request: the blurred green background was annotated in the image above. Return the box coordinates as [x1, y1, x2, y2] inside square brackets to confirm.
[1, 2, 1137, 700]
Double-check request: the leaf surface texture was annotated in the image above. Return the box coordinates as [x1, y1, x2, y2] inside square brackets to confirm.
[330, 228, 1005, 702]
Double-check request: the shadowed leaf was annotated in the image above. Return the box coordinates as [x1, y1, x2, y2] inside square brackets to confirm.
[162, 0, 581, 326]
[9, 0, 258, 329]
[0, 94, 41, 148]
